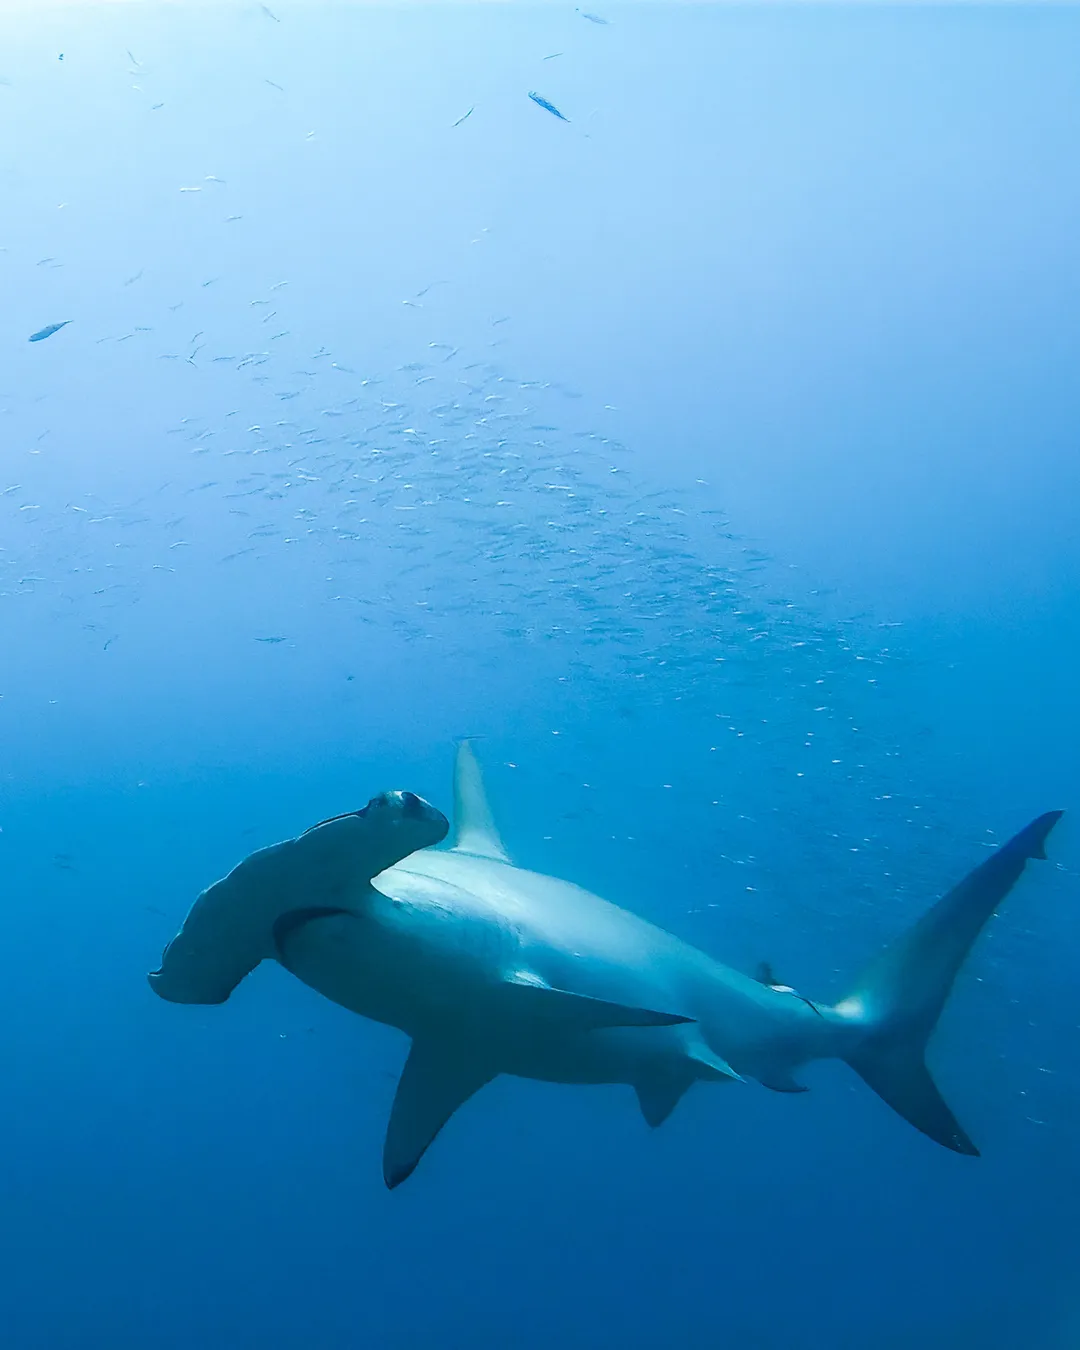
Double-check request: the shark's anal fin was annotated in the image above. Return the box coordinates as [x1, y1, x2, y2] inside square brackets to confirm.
[504, 971, 693, 1030]
[450, 740, 510, 862]
[384, 1038, 495, 1189]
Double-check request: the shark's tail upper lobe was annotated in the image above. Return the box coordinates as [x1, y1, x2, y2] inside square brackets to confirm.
[830, 811, 1063, 1155]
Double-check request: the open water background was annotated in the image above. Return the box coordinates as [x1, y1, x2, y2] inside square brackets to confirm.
[1, 4, 1078, 1347]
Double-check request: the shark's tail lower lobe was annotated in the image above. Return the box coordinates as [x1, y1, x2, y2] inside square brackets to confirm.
[832, 811, 1063, 1156]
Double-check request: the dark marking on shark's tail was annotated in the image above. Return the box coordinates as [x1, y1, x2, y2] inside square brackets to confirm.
[833, 811, 1063, 1156]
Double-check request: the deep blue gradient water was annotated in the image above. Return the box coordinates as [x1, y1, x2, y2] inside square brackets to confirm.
[2, 4, 1078, 1347]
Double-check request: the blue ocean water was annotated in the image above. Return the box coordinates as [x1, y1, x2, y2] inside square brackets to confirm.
[2, 3, 1078, 1347]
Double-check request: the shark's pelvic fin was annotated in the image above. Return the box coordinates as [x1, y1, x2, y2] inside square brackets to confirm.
[685, 1042, 742, 1083]
[384, 1038, 495, 1189]
[635, 1071, 695, 1128]
[450, 740, 510, 862]
[836, 809, 1063, 1156]
[635, 1043, 741, 1127]
[504, 970, 693, 1030]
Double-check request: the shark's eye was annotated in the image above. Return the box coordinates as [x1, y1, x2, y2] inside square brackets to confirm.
[401, 791, 423, 817]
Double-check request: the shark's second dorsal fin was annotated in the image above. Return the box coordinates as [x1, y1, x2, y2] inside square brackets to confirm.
[450, 740, 510, 862]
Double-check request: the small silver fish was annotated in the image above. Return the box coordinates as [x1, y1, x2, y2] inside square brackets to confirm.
[528, 91, 569, 123]
[28, 321, 71, 343]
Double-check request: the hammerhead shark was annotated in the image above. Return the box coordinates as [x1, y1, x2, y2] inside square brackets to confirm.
[150, 743, 1062, 1188]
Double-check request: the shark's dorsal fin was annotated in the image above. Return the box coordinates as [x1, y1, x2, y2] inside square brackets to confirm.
[383, 1037, 496, 1189]
[450, 740, 510, 862]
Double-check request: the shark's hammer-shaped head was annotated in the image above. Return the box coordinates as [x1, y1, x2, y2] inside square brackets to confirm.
[276, 789, 450, 910]
[149, 789, 448, 1005]
[304, 789, 447, 868]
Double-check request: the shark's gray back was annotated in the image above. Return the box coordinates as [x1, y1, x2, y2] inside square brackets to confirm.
[383, 847, 722, 1012]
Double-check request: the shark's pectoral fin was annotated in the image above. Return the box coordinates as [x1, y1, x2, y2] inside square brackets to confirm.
[384, 1038, 496, 1189]
[504, 971, 693, 1030]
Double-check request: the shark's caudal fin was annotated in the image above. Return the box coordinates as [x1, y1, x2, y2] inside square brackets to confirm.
[450, 740, 510, 862]
[835, 811, 1063, 1155]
